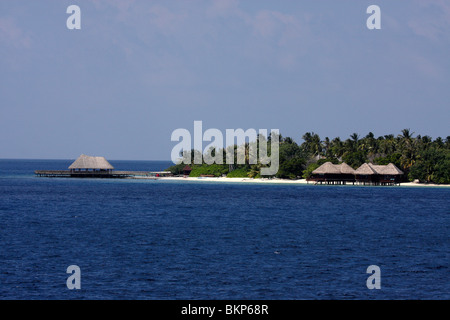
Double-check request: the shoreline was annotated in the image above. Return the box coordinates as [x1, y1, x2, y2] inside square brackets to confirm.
[137, 176, 450, 187]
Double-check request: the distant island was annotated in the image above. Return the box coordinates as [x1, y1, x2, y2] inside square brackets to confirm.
[167, 129, 450, 185]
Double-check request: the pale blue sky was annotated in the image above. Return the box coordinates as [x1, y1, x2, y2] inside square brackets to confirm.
[1, 0, 449, 160]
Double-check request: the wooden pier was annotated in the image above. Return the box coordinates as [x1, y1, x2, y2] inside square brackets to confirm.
[35, 170, 156, 178]
[35, 155, 173, 179]
[309, 178, 355, 185]
[308, 178, 399, 186]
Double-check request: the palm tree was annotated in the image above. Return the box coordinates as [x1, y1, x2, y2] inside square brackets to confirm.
[380, 134, 396, 155]
[400, 128, 414, 141]
[350, 133, 360, 144]
[433, 137, 444, 149]
[331, 137, 345, 159]
[445, 136, 450, 149]
[301, 132, 322, 156]
[398, 128, 415, 151]
[363, 132, 377, 153]
[398, 129, 416, 169]
[365, 132, 375, 139]
[323, 137, 332, 158]
[310, 133, 323, 156]
[343, 133, 359, 153]
[283, 137, 294, 144]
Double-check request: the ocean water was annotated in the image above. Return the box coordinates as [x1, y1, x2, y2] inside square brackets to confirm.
[0, 159, 448, 300]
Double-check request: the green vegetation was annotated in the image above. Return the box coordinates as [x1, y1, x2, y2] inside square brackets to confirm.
[408, 147, 450, 184]
[302, 163, 320, 179]
[226, 167, 250, 178]
[166, 162, 186, 175]
[189, 164, 229, 177]
[167, 129, 450, 184]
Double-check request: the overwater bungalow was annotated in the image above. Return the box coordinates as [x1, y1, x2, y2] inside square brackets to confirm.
[309, 161, 404, 186]
[309, 162, 356, 185]
[355, 163, 404, 185]
[69, 154, 114, 173]
[35, 154, 153, 178]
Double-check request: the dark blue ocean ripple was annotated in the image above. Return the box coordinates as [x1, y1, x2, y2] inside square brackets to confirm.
[0, 160, 449, 299]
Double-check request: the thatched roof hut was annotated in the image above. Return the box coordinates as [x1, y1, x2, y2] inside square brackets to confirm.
[310, 161, 404, 185]
[337, 163, 356, 175]
[182, 165, 192, 175]
[312, 162, 340, 174]
[372, 163, 404, 175]
[354, 162, 404, 185]
[310, 162, 356, 184]
[355, 163, 378, 175]
[68, 154, 114, 170]
[312, 162, 356, 175]
[355, 163, 403, 175]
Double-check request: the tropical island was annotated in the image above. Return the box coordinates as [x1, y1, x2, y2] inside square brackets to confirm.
[167, 129, 450, 185]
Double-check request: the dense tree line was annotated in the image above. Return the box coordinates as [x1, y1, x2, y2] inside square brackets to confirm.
[167, 129, 450, 184]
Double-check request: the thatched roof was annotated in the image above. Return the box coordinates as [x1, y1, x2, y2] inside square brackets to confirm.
[386, 163, 404, 175]
[312, 162, 340, 174]
[337, 163, 356, 175]
[355, 163, 403, 175]
[372, 163, 404, 175]
[355, 163, 378, 175]
[182, 165, 192, 171]
[312, 162, 355, 175]
[68, 154, 114, 170]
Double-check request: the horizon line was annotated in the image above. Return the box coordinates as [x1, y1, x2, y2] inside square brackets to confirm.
[0, 158, 173, 162]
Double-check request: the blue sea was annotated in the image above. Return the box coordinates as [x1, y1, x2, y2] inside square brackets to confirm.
[0, 159, 448, 300]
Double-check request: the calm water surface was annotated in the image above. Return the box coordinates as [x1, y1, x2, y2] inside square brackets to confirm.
[0, 159, 449, 299]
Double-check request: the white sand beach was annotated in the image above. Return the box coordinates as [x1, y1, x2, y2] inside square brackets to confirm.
[159, 177, 310, 184]
[143, 176, 450, 187]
